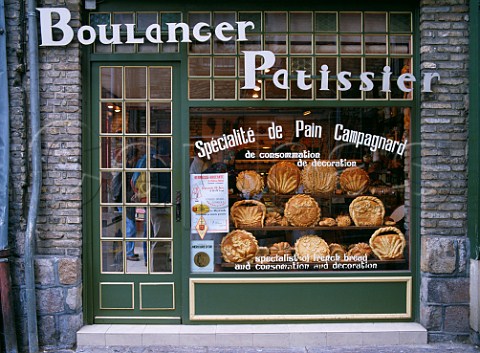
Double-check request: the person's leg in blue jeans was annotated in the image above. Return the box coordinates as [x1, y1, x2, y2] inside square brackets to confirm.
[126, 216, 139, 261]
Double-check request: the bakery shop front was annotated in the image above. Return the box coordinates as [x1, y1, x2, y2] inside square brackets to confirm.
[75, 0, 429, 325]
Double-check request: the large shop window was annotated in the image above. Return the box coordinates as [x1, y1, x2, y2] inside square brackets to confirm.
[189, 107, 410, 273]
[189, 10, 413, 274]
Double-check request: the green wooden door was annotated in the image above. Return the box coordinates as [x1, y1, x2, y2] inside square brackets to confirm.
[89, 63, 183, 323]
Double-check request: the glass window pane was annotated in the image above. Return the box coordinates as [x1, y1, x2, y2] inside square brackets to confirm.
[339, 13, 361, 32]
[214, 12, 236, 26]
[265, 35, 287, 53]
[101, 137, 123, 169]
[265, 79, 287, 99]
[291, 80, 313, 99]
[150, 240, 172, 272]
[151, 172, 172, 204]
[150, 67, 172, 99]
[101, 67, 122, 99]
[161, 12, 182, 31]
[341, 57, 362, 76]
[315, 12, 337, 32]
[151, 137, 172, 168]
[214, 80, 237, 99]
[364, 13, 387, 33]
[189, 80, 211, 100]
[150, 102, 172, 134]
[239, 34, 262, 51]
[213, 57, 236, 77]
[390, 13, 412, 32]
[125, 102, 147, 134]
[138, 12, 157, 31]
[290, 35, 313, 54]
[365, 35, 387, 54]
[290, 12, 312, 32]
[101, 171, 118, 204]
[316, 57, 337, 75]
[125, 137, 147, 168]
[390, 35, 412, 55]
[138, 43, 159, 53]
[101, 102, 123, 134]
[101, 207, 123, 238]
[366, 57, 387, 72]
[189, 57, 211, 77]
[315, 35, 337, 54]
[239, 12, 262, 32]
[214, 40, 236, 54]
[113, 13, 134, 25]
[150, 207, 172, 239]
[341, 35, 362, 54]
[125, 67, 147, 99]
[265, 12, 287, 32]
[115, 44, 135, 54]
[316, 80, 337, 99]
[189, 41, 211, 54]
[102, 241, 123, 272]
[188, 12, 211, 26]
[291, 57, 313, 75]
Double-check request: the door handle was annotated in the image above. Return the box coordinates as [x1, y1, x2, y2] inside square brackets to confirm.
[175, 190, 181, 222]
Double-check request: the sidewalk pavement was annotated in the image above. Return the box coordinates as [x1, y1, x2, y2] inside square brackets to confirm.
[67, 343, 480, 353]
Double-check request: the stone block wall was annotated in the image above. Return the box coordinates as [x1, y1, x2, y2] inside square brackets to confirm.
[419, 0, 471, 342]
[6, 0, 84, 351]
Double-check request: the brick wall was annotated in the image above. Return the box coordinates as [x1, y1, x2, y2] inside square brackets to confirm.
[6, 0, 84, 350]
[419, 0, 471, 342]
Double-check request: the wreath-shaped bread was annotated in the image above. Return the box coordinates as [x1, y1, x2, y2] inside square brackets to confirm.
[301, 163, 337, 194]
[236, 170, 264, 197]
[339, 167, 370, 195]
[221, 230, 258, 263]
[349, 196, 385, 226]
[369, 226, 406, 260]
[230, 199, 266, 228]
[284, 194, 321, 227]
[267, 161, 301, 194]
[295, 235, 330, 262]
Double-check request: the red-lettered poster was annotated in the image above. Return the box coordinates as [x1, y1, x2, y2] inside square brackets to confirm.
[190, 173, 229, 237]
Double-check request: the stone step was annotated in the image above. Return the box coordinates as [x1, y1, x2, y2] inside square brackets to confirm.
[77, 322, 427, 347]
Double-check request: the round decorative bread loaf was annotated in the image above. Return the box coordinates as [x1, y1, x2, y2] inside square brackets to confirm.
[265, 211, 283, 226]
[336, 214, 352, 227]
[301, 163, 337, 194]
[221, 229, 258, 263]
[230, 199, 267, 228]
[284, 194, 321, 227]
[346, 242, 373, 258]
[236, 170, 264, 197]
[267, 161, 301, 194]
[349, 196, 385, 226]
[339, 167, 370, 195]
[329, 243, 347, 258]
[269, 242, 294, 257]
[369, 226, 406, 260]
[295, 235, 330, 262]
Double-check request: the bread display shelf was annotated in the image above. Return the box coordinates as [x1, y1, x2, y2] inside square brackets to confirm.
[233, 225, 387, 231]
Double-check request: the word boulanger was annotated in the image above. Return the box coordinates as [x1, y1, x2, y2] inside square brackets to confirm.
[243, 51, 440, 93]
[38, 8, 254, 46]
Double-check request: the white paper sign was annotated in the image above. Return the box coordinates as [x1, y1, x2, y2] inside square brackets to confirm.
[190, 173, 229, 234]
[191, 240, 214, 272]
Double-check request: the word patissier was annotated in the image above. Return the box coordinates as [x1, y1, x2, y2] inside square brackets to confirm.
[195, 127, 255, 160]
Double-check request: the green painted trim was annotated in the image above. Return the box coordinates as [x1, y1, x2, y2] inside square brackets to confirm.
[469, 0, 480, 260]
[410, 4, 421, 322]
[82, 44, 95, 325]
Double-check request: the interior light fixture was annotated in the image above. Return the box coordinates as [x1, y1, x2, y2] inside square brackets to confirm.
[114, 106, 121, 113]
[107, 104, 114, 109]
[254, 86, 261, 92]
[252, 92, 259, 98]
[303, 110, 312, 116]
